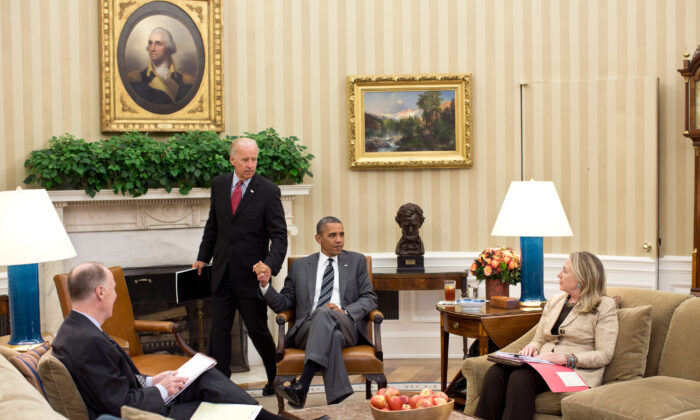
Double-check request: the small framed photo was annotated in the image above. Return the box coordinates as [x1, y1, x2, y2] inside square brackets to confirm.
[347, 73, 472, 170]
[100, 0, 223, 132]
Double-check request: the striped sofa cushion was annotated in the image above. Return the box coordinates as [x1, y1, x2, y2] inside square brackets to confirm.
[8, 341, 51, 399]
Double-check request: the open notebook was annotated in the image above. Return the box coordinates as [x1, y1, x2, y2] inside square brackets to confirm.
[164, 353, 217, 405]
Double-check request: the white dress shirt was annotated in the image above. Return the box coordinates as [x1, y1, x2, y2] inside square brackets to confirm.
[311, 252, 342, 310]
[260, 252, 343, 312]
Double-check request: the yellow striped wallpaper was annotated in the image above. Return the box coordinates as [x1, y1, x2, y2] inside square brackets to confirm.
[0, 0, 697, 257]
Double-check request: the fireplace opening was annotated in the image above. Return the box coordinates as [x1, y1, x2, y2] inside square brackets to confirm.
[123, 265, 249, 373]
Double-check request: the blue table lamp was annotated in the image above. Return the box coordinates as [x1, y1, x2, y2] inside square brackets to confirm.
[0, 188, 76, 348]
[491, 180, 573, 306]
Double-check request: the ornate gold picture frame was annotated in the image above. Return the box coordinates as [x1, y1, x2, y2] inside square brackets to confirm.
[347, 74, 472, 169]
[100, 0, 223, 132]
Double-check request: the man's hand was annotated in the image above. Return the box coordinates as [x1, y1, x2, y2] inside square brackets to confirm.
[192, 261, 207, 275]
[153, 371, 188, 396]
[325, 303, 344, 314]
[253, 261, 271, 287]
[518, 344, 539, 357]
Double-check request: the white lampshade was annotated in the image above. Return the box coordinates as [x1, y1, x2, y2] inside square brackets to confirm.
[491, 180, 573, 237]
[0, 188, 76, 265]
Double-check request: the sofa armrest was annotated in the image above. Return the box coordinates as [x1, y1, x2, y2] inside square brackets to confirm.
[461, 325, 538, 415]
[462, 355, 494, 415]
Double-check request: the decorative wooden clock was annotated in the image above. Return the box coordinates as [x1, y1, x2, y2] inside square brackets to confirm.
[678, 45, 700, 296]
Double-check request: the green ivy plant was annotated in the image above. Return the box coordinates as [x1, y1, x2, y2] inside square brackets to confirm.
[228, 128, 314, 184]
[24, 129, 313, 197]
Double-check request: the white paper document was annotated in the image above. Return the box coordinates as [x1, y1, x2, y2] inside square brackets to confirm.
[190, 402, 262, 420]
[164, 353, 217, 405]
[557, 371, 587, 387]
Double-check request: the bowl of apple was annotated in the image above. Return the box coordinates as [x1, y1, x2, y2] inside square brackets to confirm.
[369, 387, 454, 420]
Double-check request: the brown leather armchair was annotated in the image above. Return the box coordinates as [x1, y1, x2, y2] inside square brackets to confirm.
[54, 266, 195, 376]
[273, 256, 387, 413]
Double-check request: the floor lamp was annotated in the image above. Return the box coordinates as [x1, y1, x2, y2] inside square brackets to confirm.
[0, 188, 76, 349]
[491, 180, 573, 306]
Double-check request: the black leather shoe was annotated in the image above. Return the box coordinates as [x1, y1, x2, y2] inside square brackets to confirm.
[311, 416, 329, 420]
[262, 382, 274, 396]
[276, 381, 308, 409]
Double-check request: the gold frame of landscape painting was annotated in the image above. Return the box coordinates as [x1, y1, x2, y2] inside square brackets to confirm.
[100, 0, 223, 132]
[347, 73, 472, 170]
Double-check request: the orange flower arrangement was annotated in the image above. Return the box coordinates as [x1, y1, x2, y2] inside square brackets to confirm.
[470, 247, 521, 285]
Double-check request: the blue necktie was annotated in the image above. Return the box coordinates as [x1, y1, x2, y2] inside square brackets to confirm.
[316, 258, 334, 309]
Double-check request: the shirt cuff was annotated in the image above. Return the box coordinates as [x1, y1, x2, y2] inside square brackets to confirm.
[146, 377, 153, 387]
[260, 283, 270, 294]
[155, 384, 168, 401]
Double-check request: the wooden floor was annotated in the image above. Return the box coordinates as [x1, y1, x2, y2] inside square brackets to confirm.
[240, 358, 464, 389]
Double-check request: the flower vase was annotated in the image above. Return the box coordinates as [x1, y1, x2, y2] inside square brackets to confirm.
[485, 278, 509, 299]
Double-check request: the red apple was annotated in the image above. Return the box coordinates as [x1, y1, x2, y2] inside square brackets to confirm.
[409, 395, 424, 409]
[402, 404, 411, 410]
[370, 395, 387, 409]
[387, 396, 403, 411]
[432, 397, 448, 406]
[419, 387, 434, 397]
[416, 398, 434, 408]
[399, 394, 410, 405]
[385, 387, 400, 398]
[376, 388, 387, 397]
[433, 391, 449, 400]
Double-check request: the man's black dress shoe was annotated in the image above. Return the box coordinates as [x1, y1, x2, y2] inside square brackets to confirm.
[276, 381, 307, 408]
[262, 382, 274, 396]
[311, 416, 329, 420]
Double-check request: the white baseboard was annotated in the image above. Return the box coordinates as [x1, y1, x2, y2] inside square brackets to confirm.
[0, 272, 6, 296]
[1, 254, 691, 361]
[364, 252, 691, 359]
[658, 255, 692, 293]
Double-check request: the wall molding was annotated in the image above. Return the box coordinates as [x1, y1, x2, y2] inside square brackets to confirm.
[1, 247, 690, 359]
[357, 252, 691, 359]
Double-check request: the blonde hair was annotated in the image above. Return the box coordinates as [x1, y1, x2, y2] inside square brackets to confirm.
[569, 251, 606, 313]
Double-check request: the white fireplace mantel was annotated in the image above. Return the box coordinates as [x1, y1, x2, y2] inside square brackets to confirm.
[37, 185, 311, 334]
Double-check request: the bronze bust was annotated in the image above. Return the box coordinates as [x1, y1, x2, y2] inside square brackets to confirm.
[395, 203, 425, 256]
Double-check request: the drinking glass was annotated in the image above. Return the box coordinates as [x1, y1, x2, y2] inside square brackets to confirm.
[444, 280, 456, 302]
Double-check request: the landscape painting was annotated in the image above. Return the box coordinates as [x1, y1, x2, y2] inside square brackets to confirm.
[364, 90, 456, 153]
[347, 74, 472, 170]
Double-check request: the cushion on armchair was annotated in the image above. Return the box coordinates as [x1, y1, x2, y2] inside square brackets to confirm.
[0, 352, 66, 420]
[8, 341, 51, 398]
[602, 305, 652, 383]
[37, 349, 89, 420]
[562, 376, 700, 420]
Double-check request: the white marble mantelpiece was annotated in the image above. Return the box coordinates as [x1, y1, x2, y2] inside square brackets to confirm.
[39, 185, 311, 335]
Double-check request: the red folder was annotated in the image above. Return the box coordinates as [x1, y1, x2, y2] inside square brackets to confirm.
[526, 362, 588, 392]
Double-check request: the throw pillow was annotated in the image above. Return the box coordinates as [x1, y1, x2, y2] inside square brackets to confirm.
[8, 341, 50, 398]
[37, 349, 89, 420]
[602, 305, 653, 383]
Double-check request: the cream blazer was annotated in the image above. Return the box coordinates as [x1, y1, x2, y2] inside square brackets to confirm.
[527, 292, 618, 387]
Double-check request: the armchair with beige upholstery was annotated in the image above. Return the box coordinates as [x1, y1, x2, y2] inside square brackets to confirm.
[273, 256, 387, 413]
[462, 287, 700, 419]
[54, 266, 195, 376]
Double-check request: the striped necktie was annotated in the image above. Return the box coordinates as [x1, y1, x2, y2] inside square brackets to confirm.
[316, 258, 334, 309]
